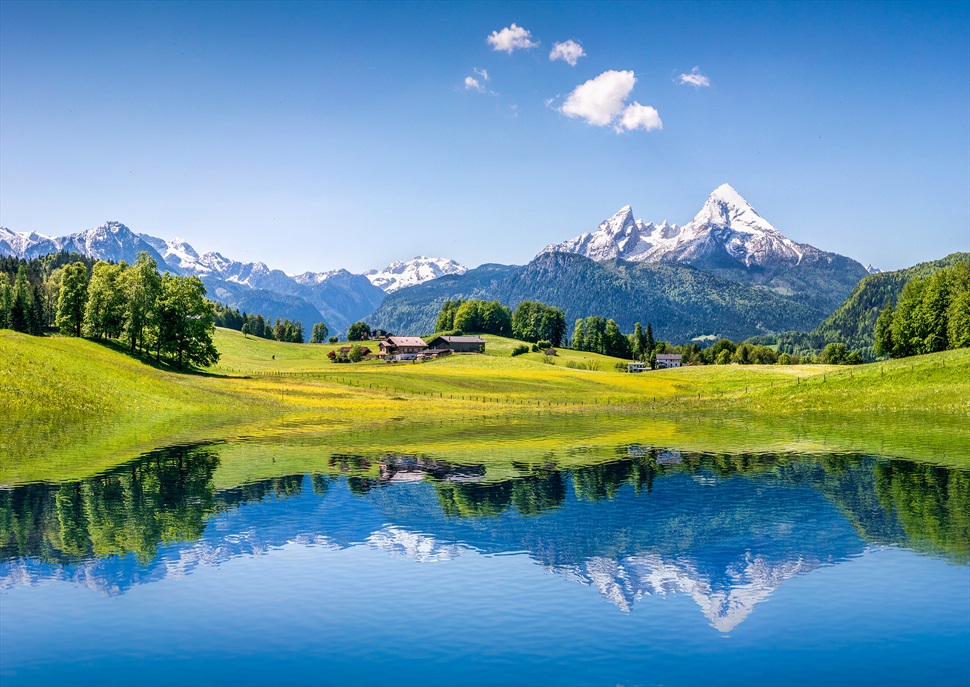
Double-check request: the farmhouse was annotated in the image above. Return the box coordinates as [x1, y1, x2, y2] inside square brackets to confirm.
[427, 335, 486, 353]
[379, 336, 428, 360]
[656, 353, 683, 369]
[339, 345, 371, 356]
[627, 361, 648, 373]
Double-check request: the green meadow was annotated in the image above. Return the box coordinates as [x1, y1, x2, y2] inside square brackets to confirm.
[2, 327, 968, 485]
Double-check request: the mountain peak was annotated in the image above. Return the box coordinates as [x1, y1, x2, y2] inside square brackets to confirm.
[366, 256, 467, 293]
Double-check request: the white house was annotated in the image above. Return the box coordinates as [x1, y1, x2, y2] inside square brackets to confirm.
[656, 353, 683, 369]
[628, 361, 648, 373]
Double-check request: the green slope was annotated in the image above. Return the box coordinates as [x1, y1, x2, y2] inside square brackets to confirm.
[763, 252, 970, 355]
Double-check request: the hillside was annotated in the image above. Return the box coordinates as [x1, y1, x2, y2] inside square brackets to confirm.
[368, 263, 522, 335]
[369, 252, 827, 341]
[3, 328, 968, 484]
[764, 252, 970, 354]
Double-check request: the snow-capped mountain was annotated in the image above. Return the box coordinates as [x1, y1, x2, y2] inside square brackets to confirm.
[1, 222, 170, 266]
[366, 256, 467, 293]
[0, 223, 464, 336]
[545, 184, 819, 268]
[543, 184, 870, 311]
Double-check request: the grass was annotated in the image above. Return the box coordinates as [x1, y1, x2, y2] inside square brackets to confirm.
[2, 328, 968, 485]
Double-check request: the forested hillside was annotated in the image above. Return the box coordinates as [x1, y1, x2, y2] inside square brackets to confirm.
[369, 252, 827, 342]
[762, 252, 970, 356]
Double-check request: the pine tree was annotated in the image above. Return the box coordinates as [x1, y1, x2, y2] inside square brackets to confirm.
[10, 265, 31, 333]
[645, 323, 655, 355]
[28, 284, 45, 335]
[873, 303, 895, 357]
[0, 273, 12, 329]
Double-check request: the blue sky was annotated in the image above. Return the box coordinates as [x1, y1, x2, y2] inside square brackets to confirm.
[1, 1, 968, 273]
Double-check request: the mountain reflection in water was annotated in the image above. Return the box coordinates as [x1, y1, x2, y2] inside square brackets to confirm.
[1, 444, 967, 632]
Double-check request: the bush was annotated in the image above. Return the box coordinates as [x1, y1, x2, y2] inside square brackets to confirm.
[511, 344, 530, 357]
[328, 336, 338, 344]
[536, 340, 552, 350]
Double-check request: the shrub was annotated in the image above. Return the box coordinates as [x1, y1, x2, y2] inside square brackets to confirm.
[511, 344, 530, 356]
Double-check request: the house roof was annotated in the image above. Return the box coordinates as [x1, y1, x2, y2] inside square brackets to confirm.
[656, 353, 683, 360]
[384, 336, 427, 347]
[431, 336, 486, 344]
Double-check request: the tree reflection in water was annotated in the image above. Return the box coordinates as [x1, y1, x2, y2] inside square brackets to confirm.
[1, 444, 967, 570]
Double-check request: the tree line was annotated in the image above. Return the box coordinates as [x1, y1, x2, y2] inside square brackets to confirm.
[1, 252, 218, 369]
[874, 262, 970, 358]
[433, 299, 567, 346]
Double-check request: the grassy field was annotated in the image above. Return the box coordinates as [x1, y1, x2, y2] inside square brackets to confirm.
[2, 327, 968, 484]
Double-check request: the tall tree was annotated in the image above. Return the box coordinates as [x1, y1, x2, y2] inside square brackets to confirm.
[0, 273, 11, 329]
[347, 321, 370, 341]
[55, 262, 89, 337]
[645, 323, 655, 355]
[122, 252, 162, 353]
[873, 303, 895, 357]
[155, 274, 219, 368]
[10, 265, 31, 333]
[310, 322, 329, 343]
[84, 261, 127, 340]
[27, 283, 45, 335]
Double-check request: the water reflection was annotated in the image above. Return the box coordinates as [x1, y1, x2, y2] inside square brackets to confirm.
[1, 444, 967, 631]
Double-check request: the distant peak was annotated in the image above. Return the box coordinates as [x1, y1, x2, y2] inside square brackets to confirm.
[707, 183, 751, 208]
[612, 204, 634, 217]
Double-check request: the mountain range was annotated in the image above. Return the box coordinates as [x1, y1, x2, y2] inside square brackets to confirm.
[0, 223, 464, 336]
[543, 184, 871, 313]
[1, 184, 878, 342]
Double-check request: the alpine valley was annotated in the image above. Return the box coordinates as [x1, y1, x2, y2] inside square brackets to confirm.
[1, 185, 873, 341]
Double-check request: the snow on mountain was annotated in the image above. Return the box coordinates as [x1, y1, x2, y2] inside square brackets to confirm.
[543, 184, 821, 268]
[366, 256, 468, 293]
[0, 227, 51, 257]
[554, 550, 819, 632]
[864, 264, 881, 274]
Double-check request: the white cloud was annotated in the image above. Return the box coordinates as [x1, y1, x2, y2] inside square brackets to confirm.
[560, 70, 661, 134]
[617, 102, 662, 132]
[678, 66, 710, 88]
[486, 23, 538, 53]
[473, 67, 490, 81]
[560, 70, 636, 126]
[464, 76, 484, 92]
[549, 39, 586, 66]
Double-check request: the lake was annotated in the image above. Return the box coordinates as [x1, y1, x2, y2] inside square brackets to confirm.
[1, 442, 968, 686]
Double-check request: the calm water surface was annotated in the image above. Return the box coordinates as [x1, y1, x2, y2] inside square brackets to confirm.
[1, 444, 968, 686]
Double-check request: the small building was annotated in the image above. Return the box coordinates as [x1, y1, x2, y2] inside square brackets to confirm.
[417, 348, 451, 361]
[656, 353, 683, 369]
[426, 335, 486, 353]
[628, 361, 648, 373]
[379, 336, 428, 360]
[543, 348, 557, 356]
[339, 345, 371, 356]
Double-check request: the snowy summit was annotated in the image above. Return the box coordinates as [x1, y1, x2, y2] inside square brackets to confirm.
[543, 184, 819, 268]
[366, 256, 467, 293]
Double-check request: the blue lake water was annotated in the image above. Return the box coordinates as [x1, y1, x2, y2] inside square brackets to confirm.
[1, 446, 968, 686]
